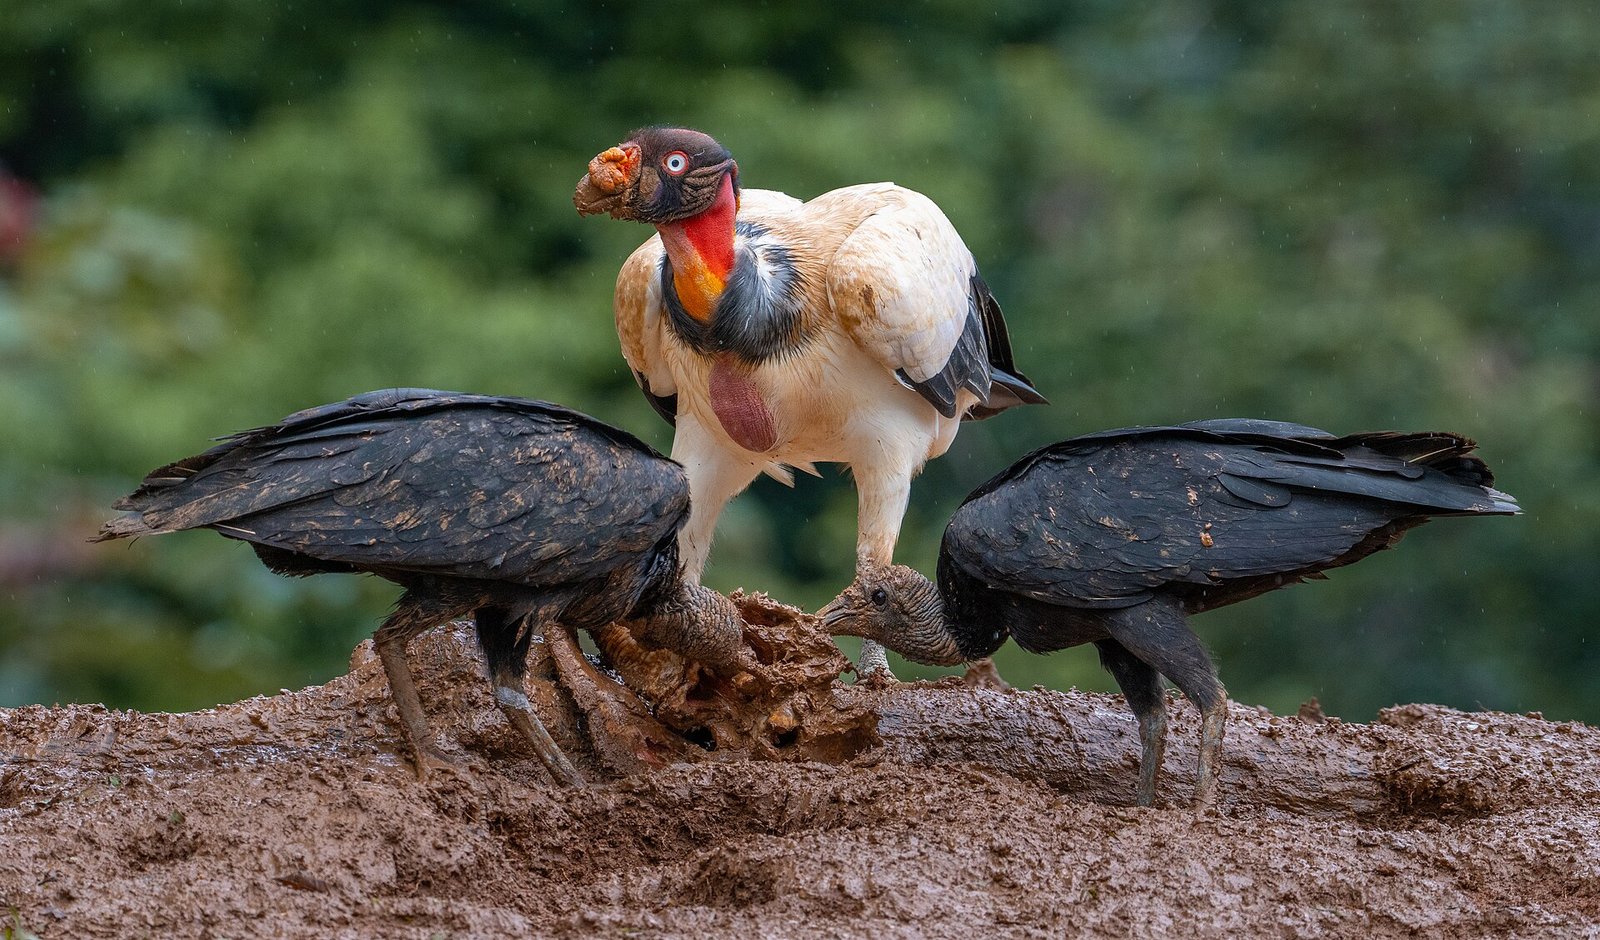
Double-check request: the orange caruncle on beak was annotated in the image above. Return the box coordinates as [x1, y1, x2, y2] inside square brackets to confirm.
[574, 144, 642, 217]
[587, 145, 639, 194]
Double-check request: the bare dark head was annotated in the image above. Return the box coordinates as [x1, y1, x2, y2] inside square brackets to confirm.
[574, 126, 739, 223]
[818, 564, 963, 667]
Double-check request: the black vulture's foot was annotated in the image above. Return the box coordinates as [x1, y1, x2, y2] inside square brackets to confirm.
[1096, 601, 1225, 809]
[477, 608, 585, 786]
[492, 684, 584, 788]
[1193, 698, 1228, 809]
[1092, 637, 1171, 807]
[854, 639, 897, 688]
[960, 657, 1010, 691]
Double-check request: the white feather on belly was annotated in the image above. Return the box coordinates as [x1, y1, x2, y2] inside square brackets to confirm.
[666, 330, 966, 481]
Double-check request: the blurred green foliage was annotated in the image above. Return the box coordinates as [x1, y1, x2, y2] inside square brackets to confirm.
[1, 1, 1595, 721]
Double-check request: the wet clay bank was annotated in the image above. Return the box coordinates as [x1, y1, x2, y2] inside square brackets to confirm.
[2, 596, 1598, 938]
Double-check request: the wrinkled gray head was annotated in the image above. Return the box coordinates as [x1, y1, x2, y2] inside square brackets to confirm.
[818, 564, 963, 667]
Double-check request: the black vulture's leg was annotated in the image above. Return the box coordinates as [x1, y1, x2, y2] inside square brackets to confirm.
[373, 593, 465, 781]
[1101, 599, 1228, 809]
[1095, 639, 1168, 807]
[475, 608, 584, 787]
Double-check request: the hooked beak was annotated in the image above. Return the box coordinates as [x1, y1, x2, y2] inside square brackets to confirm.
[574, 143, 641, 218]
[817, 594, 865, 637]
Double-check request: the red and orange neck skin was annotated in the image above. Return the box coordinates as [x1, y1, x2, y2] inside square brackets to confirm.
[655, 174, 738, 322]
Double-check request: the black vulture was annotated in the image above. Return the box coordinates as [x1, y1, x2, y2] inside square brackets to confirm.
[97, 388, 764, 784]
[819, 418, 1520, 807]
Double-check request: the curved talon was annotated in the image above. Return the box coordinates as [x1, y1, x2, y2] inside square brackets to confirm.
[726, 651, 780, 697]
[547, 624, 702, 775]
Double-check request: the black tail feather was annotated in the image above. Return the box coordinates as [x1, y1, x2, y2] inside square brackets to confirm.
[964, 271, 1048, 421]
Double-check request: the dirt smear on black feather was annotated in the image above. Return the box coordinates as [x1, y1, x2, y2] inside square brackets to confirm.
[2, 597, 1598, 937]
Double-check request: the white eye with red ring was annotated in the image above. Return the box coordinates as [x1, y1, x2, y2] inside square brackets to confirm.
[662, 151, 689, 176]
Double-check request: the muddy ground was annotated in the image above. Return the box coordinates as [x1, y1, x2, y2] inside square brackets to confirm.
[2, 602, 1598, 939]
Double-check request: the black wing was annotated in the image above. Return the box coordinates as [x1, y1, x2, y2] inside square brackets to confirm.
[897, 272, 1048, 420]
[944, 422, 1518, 609]
[962, 272, 1048, 420]
[101, 388, 688, 588]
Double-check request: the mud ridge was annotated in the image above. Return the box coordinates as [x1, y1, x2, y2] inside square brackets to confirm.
[2, 600, 1597, 938]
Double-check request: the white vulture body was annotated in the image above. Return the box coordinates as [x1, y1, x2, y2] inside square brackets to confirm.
[577, 129, 1045, 675]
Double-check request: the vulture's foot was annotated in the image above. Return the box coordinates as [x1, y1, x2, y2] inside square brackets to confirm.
[960, 657, 1011, 691]
[478, 618, 585, 787]
[580, 592, 878, 764]
[374, 632, 468, 783]
[409, 743, 475, 784]
[1133, 706, 1168, 808]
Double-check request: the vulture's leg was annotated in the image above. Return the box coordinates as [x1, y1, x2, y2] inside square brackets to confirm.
[1101, 599, 1228, 809]
[372, 592, 467, 781]
[1095, 638, 1169, 807]
[853, 640, 894, 682]
[852, 465, 919, 684]
[475, 607, 583, 787]
[671, 415, 762, 581]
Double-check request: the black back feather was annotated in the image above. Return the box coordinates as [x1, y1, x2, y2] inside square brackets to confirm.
[99, 389, 689, 590]
[943, 420, 1518, 613]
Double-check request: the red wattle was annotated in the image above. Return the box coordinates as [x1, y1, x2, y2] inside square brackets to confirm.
[680, 175, 737, 281]
[708, 358, 777, 453]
